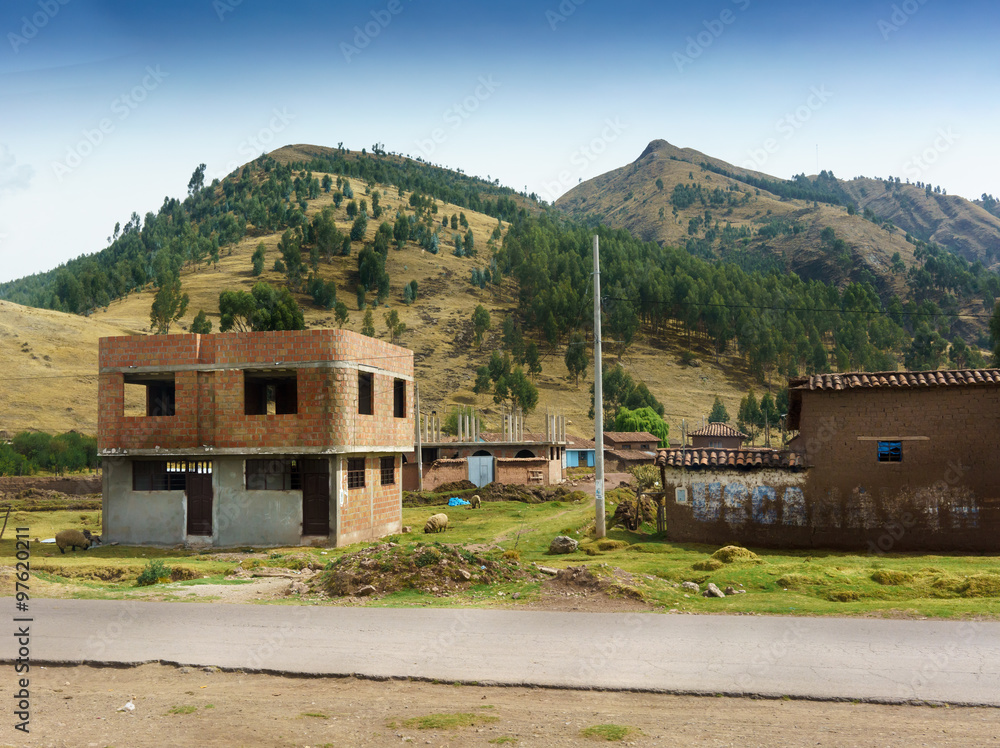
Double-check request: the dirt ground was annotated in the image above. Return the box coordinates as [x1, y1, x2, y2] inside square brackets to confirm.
[3, 663, 998, 748]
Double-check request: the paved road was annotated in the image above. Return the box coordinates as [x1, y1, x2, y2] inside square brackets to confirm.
[7, 600, 999, 706]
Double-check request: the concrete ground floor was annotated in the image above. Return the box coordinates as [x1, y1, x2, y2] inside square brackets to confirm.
[101, 452, 403, 547]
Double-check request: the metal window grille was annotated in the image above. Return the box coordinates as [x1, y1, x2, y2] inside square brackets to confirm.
[380, 455, 395, 485]
[347, 457, 366, 489]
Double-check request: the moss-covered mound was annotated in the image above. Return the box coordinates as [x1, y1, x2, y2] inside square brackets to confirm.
[711, 545, 762, 564]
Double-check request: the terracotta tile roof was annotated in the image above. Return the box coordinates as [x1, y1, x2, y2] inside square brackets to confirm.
[789, 368, 1000, 391]
[607, 449, 658, 463]
[603, 431, 660, 443]
[565, 435, 596, 450]
[656, 448, 803, 470]
[688, 423, 747, 439]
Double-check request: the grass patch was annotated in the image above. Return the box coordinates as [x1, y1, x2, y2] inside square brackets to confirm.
[489, 737, 518, 745]
[300, 712, 329, 719]
[167, 705, 198, 715]
[401, 712, 499, 730]
[595, 539, 629, 551]
[871, 569, 914, 586]
[692, 559, 724, 571]
[4, 501, 1000, 619]
[580, 724, 640, 741]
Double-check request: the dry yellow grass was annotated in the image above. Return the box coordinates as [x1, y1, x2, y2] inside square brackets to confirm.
[3, 165, 756, 440]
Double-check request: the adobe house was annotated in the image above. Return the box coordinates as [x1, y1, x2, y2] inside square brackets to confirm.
[602, 430, 660, 472]
[657, 368, 1000, 552]
[564, 435, 596, 468]
[402, 409, 567, 490]
[656, 448, 806, 541]
[98, 329, 413, 547]
[786, 369, 1000, 551]
[687, 422, 746, 450]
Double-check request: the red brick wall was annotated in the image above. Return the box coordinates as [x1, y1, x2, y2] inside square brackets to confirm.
[338, 454, 402, 544]
[98, 330, 413, 454]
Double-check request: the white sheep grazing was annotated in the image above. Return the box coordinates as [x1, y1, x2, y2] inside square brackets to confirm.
[423, 513, 449, 533]
[55, 529, 91, 553]
[470, 495, 481, 509]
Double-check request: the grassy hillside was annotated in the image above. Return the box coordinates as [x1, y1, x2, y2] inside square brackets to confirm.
[0, 301, 139, 434]
[1, 154, 756, 439]
[555, 140, 1000, 319]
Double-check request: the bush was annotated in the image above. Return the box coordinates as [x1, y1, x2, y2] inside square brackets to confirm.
[136, 559, 171, 586]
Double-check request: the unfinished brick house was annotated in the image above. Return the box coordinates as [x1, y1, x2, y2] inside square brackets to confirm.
[98, 329, 413, 547]
[657, 368, 1000, 552]
[402, 411, 566, 490]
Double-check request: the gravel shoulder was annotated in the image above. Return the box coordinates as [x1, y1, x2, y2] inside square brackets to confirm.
[7, 663, 998, 748]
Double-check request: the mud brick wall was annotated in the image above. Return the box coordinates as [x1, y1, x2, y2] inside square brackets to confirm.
[794, 385, 1000, 551]
[496, 457, 550, 485]
[659, 468, 810, 547]
[659, 385, 1000, 552]
[405, 459, 468, 492]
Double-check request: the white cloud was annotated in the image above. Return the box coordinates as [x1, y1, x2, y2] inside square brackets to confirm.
[0, 145, 35, 194]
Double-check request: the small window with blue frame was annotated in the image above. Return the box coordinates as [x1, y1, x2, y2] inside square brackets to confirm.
[877, 441, 902, 462]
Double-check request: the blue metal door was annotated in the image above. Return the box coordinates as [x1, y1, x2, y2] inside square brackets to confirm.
[467, 456, 494, 488]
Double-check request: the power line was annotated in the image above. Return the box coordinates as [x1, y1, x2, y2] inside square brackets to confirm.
[601, 295, 993, 320]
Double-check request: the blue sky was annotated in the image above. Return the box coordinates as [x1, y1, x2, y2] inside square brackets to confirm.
[1, 0, 998, 281]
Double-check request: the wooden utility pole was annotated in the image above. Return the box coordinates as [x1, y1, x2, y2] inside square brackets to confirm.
[593, 234, 606, 539]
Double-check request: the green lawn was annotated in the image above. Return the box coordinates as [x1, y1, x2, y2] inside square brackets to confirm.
[3, 497, 999, 618]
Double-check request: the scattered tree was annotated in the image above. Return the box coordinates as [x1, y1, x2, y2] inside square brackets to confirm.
[251, 242, 266, 276]
[565, 331, 589, 385]
[334, 300, 349, 327]
[361, 309, 375, 337]
[472, 304, 491, 346]
[190, 309, 212, 334]
[218, 282, 304, 332]
[708, 395, 730, 423]
[525, 341, 542, 379]
[737, 391, 762, 445]
[149, 275, 189, 334]
[384, 309, 406, 343]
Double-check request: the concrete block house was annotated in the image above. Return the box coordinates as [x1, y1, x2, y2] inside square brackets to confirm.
[658, 368, 1000, 552]
[98, 329, 413, 547]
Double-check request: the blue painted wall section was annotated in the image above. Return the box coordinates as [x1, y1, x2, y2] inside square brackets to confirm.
[691, 481, 806, 527]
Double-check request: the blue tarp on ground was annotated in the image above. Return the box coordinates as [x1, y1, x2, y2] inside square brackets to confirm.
[448, 497, 471, 507]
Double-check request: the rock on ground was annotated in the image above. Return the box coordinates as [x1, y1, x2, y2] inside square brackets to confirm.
[549, 536, 579, 554]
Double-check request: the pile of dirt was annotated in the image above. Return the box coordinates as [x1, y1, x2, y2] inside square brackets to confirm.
[317, 541, 539, 597]
[549, 564, 645, 601]
[434, 479, 477, 493]
[479, 483, 589, 505]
